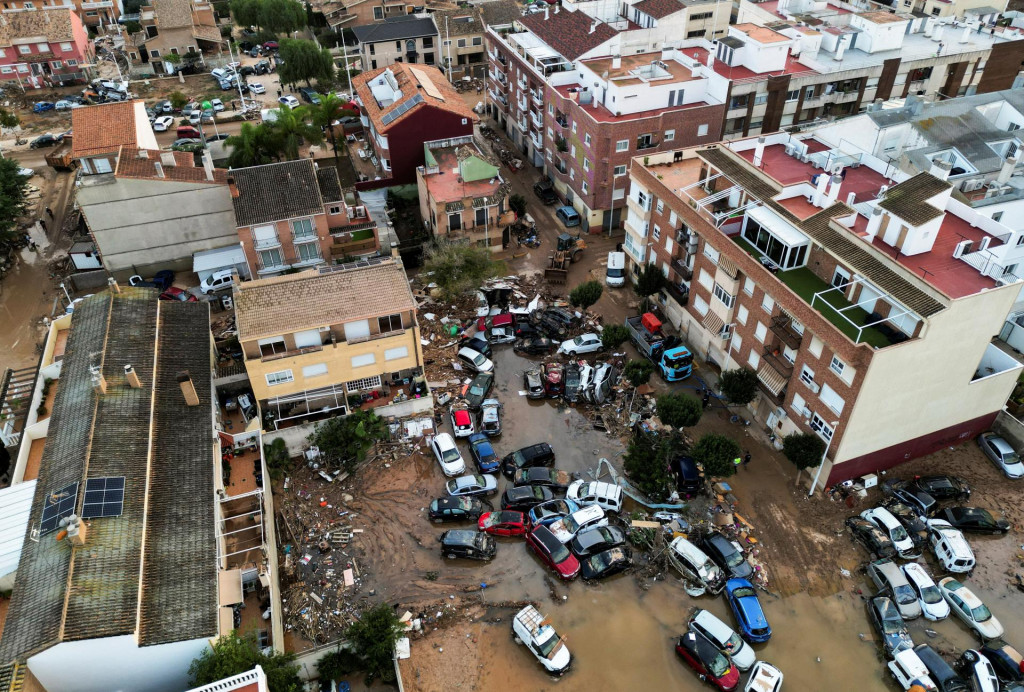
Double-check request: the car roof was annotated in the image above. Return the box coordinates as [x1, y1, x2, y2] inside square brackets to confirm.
[902, 562, 931, 583]
[680, 630, 723, 664]
[458, 346, 482, 358]
[493, 511, 522, 522]
[691, 609, 732, 640]
[867, 507, 901, 529]
[508, 485, 539, 499]
[985, 434, 1015, 453]
[871, 559, 908, 584]
[443, 530, 481, 547]
[947, 507, 990, 520]
[531, 524, 561, 549]
[943, 579, 983, 607]
[453, 410, 471, 425]
[571, 505, 604, 522]
[671, 537, 712, 564]
[435, 432, 456, 447]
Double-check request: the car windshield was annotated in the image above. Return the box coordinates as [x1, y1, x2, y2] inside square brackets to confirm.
[972, 604, 993, 622]
[441, 447, 460, 463]
[472, 353, 486, 366]
[664, 352, 693, 368]
[573, 336, 587, 345]
[893, 585, 917, 605]
[724, 548, 745, 568]
[920, 584, 942, 604]
[707, 650, 731, 678]
[732, 586, 756, 599]
[547, 538, 571, 563]
[723, 631, 743, 652]
[881, 613, 903, 634]
[890, 525, 909, 542]
[455, 498, 473, 510]
[481, 514, 501, 528]
[589, 552, 611, 571]
[472, 475, 486, 486]
[535, 628, 561, 658]
[470, 383, 485, 396]
[564, 515, 582, 533]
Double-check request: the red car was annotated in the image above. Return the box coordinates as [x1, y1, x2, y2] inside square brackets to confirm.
[262, 41, 279, 50]
[526, 524, 579, 580]
[675, 630, 740, 691]
[542, 362, 564, 397]
[478, 510, 528, 537]
[159, 286, 198, 302]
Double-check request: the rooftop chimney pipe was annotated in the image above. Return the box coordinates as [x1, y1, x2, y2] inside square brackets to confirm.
[177, 371, 200, 406]
[124, 364, 142, 389]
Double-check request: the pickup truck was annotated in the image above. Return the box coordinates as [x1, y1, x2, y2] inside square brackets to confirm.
[512, 605, 571, 675]
[624, 313, 693, 381]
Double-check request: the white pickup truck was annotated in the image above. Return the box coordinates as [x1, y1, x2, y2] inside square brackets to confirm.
[512, 605, 571, 676]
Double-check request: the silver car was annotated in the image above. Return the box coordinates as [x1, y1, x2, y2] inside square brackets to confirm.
[977, 432, 1024, 478]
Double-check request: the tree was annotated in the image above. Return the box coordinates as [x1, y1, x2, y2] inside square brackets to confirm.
[225, 122, 283, 167]
[168, 90, 188, 110]
[0, 158, 31, 244]
[123, 20, 142, 34]
[634, 262, 666, 308]
[308, 409, 387, 471]
[316, 647, 363, 682]
[308, 91, 356, 159]
[691, 433, 742, 478]
[278, 38, 333, 87]
[189, 632, 302, 692]
[230, 0, 261, 27]
[623, 359, 654, 387]
[122, 0, 144, 13]
[719, 367, 759, 406]
[623, 431, 672, 502]
[656, 393, 702, 428]
[0, 108, 17, 129]
[568, 280, 602, 311]
[423, 239, 505, 303]
[261, 0, 306, 33]
[345, 602, 405, 684]
[508, 193, 526, 217]
[782, 432, 826, 471]
[163, 52, 181, 72]
[262, 437, 292, 479]
[600, 324, 629, 350]
[267, 104, 321, 159]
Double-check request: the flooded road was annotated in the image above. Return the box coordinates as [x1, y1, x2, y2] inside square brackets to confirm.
[0, 221, 61, 372]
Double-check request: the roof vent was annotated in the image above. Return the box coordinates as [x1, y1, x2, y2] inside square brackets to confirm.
[124, 364, 142, 389]
[176, 371, 200, 406]
[138, 150, 149, 159]
[160, 151, 176, 167]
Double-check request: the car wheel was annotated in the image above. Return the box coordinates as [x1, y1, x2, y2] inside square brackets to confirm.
[433, 518, 442, 524]
[446, 553, 457, 560]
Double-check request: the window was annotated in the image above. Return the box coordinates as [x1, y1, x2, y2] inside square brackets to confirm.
[808, 336, 823, 358]
[665, 129, 675, 141]
[755, 93, 768, 106]
[258, 248, 283, 269]
[378, 314, 403, 333]
[791, 393, 806, 413]
[16, 65, 27, 73]
[820, 384, 845, 414]
[713, 283, 734, 308]
[830, 355, 846, 377]
[548, 104, 554, 114]
[583, 157, 591, 171]
[786, 89, 799, 102]
[656, 199, 664, 214]
[743, 277, 754, 296]
[572, 122, 577, 134]
[1016, 234, 1024, 247]
[831, 266, 851, 289]
[697, 124, 708, 137]
[292, 218, 315, 240]
[35, 42, 45, 51]
[475, 207, 487, 226]
[669, 210, 678, 226]
[703, 243, 720, 263]
[693, 295, 709, 316]
[799, 365, 815, 386]
[351, 353, 376, 368]
[347, 374, 382, 392]
[754, 322, 767, 342]
[66, 59, 77, 66]
[23, 1, 33, 7]
[993, 212, 1004, 222]
[385, 345, 409, 361]
[584, 133, 592, 146]
[50, 61, 62, 69]
[698, 268, 713, 290]
[652, 224, 661, 241]
[810, 413, 834, 441]
[457, 38, 467, 48]
[18, 45, 30, 55]
[613, 164, 626, 177]
[253, 225, 279, 248]
[373, 6, 383, 18]
[616, 139, 629, 152]
[761, 294, 774, 314]
[93, 157, 112, 174]
[0, 67, 10, 74]
[732, 333, 742, 352]
[747, 351, 760, 369]
[423, 36, 434, 48]
[448, 212, 462, 231]
[266, 369, 294, 386]
[737, 305, 748, 325]
[302, 363, 328, 378]
[329, 205, 341, 215]
[295, 241, 321, 263]
[582, 181, 589, 194]
[59, 41, 72, 51]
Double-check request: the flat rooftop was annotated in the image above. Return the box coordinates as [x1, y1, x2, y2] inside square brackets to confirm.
[424, 145, 504, 203]
[582, 52, 704, 87]
[687, 46, 816, 83]
[738, 141, 892, 203]
[553, 83, 715, 122]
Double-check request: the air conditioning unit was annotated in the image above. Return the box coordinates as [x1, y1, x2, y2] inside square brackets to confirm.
[800, 407, 812, 419]
[807, 381, 820, 394]
[962, 179, 984, 193]
[775, 406, 788, 420]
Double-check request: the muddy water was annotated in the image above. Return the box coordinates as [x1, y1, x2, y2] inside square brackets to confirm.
[0, 221, 60, 371]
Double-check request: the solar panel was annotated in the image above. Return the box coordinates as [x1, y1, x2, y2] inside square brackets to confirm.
[40, 482, 79, 535]
[81, 477, 125, 519]
[380, 93, 423, 126]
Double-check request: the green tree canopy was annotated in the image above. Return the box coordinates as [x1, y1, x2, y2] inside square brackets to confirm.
[600, 323, 630, 350]
[782, 432, 826, 471]
[634, 262, 666, 300]
[264, 0, 306, 31]
[623, 359, 654, 387]
[167, 90, 188, 110]
[278, 38, 334, 87]
[308, 91, 355, 158]
[225, 121, 284, 167]
[345, 603, 405, 684]
[691, 433, 742, 478]
[189, 632, 302, 692]
[230, 0, 261, 27]
[267, 104, 321, 159]
[308, 409, 387, 472]
[569, 280, 603, 311]
[423, 239, 505, 303]
[0, 158, 31, 243]
[719, 367, 759, 406]
[656, 393, 702, 428]
[508, 193, 526, 216]
[624, 431, 672, 501]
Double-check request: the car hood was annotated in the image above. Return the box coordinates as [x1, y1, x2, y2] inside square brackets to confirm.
[730, 640, 756, 671]
[547, 642, 571, 673]
[548, 520, 572, 542]
[739, 598, 769, 629]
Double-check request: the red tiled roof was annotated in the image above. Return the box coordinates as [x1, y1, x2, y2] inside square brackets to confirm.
[633, 0, 682, 19]
[71, 101, 142, 158]
[353, 62, 474, 133]
[115, 148, 229, 184]
[519, 10, 616, 61]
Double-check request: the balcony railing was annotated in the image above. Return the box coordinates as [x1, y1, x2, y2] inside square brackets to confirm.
[530, 131, 543, 149]
[769, 314, 802, 350]
[554, 115, 568, 128]
[530, 110, 542, 128]
[262, 344, 323, 362]
[346, 328, 406, 345]
[636, 138, 659, 151]
[292, 228, 316, 242]
[531, 89, 543, 106]
[762, 346, 794, 379]
[254, 236, 282, 250]
[671, 258, 692, 281]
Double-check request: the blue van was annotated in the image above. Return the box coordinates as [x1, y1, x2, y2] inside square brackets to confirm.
[555, 206, 581, 227]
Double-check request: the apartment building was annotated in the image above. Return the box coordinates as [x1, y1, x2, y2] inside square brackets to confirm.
[432, 7, 487, 80]
[233, 258, 425, 429]
[127, 0, 221, 73]
[353, 15, 439, 71]
[417, 136, 514, 251]
[625, 134, 1023, 485]
[485, 3, 731, 231]
[0, 7, 91, 88]
[1, 0, 121, 30]
[352, 61, 475, 184]
[230, 159, 378, 278]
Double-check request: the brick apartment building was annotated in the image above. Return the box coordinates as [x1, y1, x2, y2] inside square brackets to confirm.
[1, 0, 120, 30]
[127, 0, 222, 74]
[0, 7, 91, 88]
[625, 134, 1023, 485]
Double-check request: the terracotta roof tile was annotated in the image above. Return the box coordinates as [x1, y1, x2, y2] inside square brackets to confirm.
[633, 0, 682, 20]
[71, 101, 142, 158]
[480, 0, 522, 27]
[115, 148, 229, 184]
[153, 0, 192, 28]
[0, 8, 75, 45]
[431, 8, 483, 35]
[877, 172, 950, 225]
[519, 10, 616, 61]
[315, 166, 343, 203]
[353, 62, 474, 134]
[230, 159, 324, 227]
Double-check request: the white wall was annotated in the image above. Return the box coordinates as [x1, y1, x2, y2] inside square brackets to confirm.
[29, 635, 210, 692]
[849, 16, 908, 53]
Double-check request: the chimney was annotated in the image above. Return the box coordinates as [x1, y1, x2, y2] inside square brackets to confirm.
[544, 5, 548, 19]
[124, 363, 142, 388]
[611, 55, 621, 69]
[177, 371, 200, 406]
[753, 136, 766, 167]
[201, 150, 215, 182]
[107, 277, 120, 294]
[589, 20, 597, 34]
[866, 206, 884, 240]
[930, 158, 952, 181]
[91, 367, 107, 395]
[998, 155, 1018, 184]
[153, 161, 164, 178]
[707, 53, 715, 69]
[553, 4, 559, 12]
[160, 151, 176, 167]
[825, 174, 842, 205]
[66, 516, 87, 546]
[834, 36, 847, 61]
[138, 150, 149, 159]
[846, 191, 856, 206]
[813, 171, 830, 206]
[228, 175, 239, 198]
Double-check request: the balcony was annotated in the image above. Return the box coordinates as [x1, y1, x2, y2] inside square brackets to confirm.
[664, 282, 689, 307]
[254, 235, 281, 250]
[623, 236, 646, 264]
[554, 115, 568, 128]
[81, 0, 114, 7]
[671, 258, 692, 281]
[292, 228, 316, 242]
[346, 327, 407, 345]
[762, 345, 794, 379]
[492, 69, 507, 85]
[769, 314, 802, 350]
[261, 343, 323, 362]
[497, 53, 507, 66]
[530, 131, 543, 149]
[554, 158, 568, 175]
[531, 89, 543, 107]
[517, 76, 527, 90]
[516, 116, 527, 132]
[636, 137, 659, 151]
[530, 110, 542, 129]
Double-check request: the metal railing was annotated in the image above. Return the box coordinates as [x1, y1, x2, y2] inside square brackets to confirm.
[262, 344, 323, 362]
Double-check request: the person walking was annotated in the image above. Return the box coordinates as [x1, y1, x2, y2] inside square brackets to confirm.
[39, 218, 47, 232]
[743, 451, 752, 469]
[45, 206, 53, 219]
[701, 389, 711, 410]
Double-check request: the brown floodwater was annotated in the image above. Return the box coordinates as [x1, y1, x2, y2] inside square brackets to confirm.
[0, 221, 61, 371]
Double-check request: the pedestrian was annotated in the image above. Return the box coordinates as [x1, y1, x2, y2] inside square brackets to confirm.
[733, 456, 742, 470]
[45, 206, 53, 218]
[277, 87, 282, 97]
[743, 451, 752, 468]
[701, 389, 711, 409]
[39, 218, 47, 232]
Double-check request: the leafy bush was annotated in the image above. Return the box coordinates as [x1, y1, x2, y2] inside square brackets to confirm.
[623, 359, 654, 387]
[691, 433, 742, 478]
[568, 280, 603, 311]
[719, 368, 759, 406]
[600, 323, 630, 350]
[782, 432, 826, 471]
[656, 393, 702, 428]
[345, 603, 405, 684]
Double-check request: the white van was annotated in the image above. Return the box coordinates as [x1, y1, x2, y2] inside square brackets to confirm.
[926, 519, 976, 574]
[567, 480, 623, 513]
[606, 251, 626, 287]
[887, 648, 937, 691]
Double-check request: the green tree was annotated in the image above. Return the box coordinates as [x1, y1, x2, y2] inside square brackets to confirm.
[262, 437, 292, 479]
[230, 0, 261, 27]
[691, 433, 742, 478]
[268, 104, 321, 159]
[345, 602, 405, 684]
[308, 409, 387, 471]
[423, 239, 505, 302]
[634, 262, 666, 308]
[782, 432, 826, 471]
[316, 647, 363, 682]
[168, 90, 188, 110]
[278, 38, 333, 87]
[624, 431, 670, 501]
[568, 280, 603, 311]
[308, 91, 356, 159]
[123, 20, 142, 34]
[600, 323, 630, 350]
[123, 0, 144, 13]
[0, 158, 31, 243]
[225, 122, 283, 167]
[623, 359, 654, 387]
[261, 0, 306, 33]
[508, 193, 527, 217]
[189, 631, 302, 692]
[719, 367, 759, 406]
[0, 108, 17, 129]
[163, 52, 182, 72]
[656, 393, 702, 428]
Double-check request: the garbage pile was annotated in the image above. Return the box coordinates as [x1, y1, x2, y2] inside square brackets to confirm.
[479, 126, 523, 170]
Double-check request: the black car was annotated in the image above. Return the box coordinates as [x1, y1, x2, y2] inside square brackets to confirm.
[570, 525, 626, 558]
[533, 178, 558, 205]
[530, 314, 567, 340]
[867, 595, 913, 657]
[514, 336, 554, 356]
[129, 270, 175, 291]
[934, 506, 1010, 534]
[30, 133, 62, 149]
[438, 530, 496, 560]
[542, 307, 576, 328]
[906, 475, 970, 502]
[513, 467, 575, 492]
[460, 335, 492, 359]
[845, 517, 897, 559]
[501, 485, 554, 511]
[581, 547, 633, 580]
[501, 443, 555, 479]
[428, 497, 485, 523]
[700, 531, 754, 579]
[881, 499, 929, 548]
[563, 362, 582, 403]
[514, 321, 542, 339]
[463, 372, 494, 410]
[299, 86, 321, 104]
[671, 455, 703, 497]
[883, 480, 937, 516]
[239, 65, 256, 76]
[981, 641, 1024, 684]
[254, 60, 271, 74]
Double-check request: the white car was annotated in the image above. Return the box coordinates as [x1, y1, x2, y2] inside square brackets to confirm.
[249, 82, 266, 94]
[862, 507, 918, 558]
[456, 346, 493, 373]
[431, 432, 465, 477]
[687, 608, 756, 672]
[901, 563, 949, 621]
[211, 98, 225, 112]
[512, 605, 571, 675]
[445, 473, 497, 498]
[55, 100, 81, 110]
[959, 650, 999, 692]
[745, 661, 783, 692]
[548, 505, 607, 544]
[200, 269, 235, 294]
[977, 432, 1024, 478]
[278, 95, 300, 108]
[937, 577, 1004, 640]
[558, 333, 602, 355]
[449, 406, 474, 438]
[153, 115, 174, 132]
[18, 167, 34, 178]
[887, 649, 936, 691]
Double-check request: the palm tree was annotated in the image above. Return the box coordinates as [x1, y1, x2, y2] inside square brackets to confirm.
[224, 122, 283, 168]
[268, 104, 322, 160]
[308, 92, 358, 160]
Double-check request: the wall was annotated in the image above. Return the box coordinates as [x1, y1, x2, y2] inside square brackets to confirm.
[362, 36, 441, 72]
[992, 408, 1024, 450]
[238, 212, 331, 277]
[29, 634, 209, 692]
[386, 107, 474, 185]
[79, 177, 235, 278]
[977, 39, 1024, 94]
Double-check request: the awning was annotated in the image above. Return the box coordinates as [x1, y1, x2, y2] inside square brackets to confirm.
[757, 362, 787, 396]
[218, 606, 234, 635]
[193, 245, 246, 275]
[701, 311, 725, 337]
[716, 255, 738, 279]
[218, 568, 244, 606]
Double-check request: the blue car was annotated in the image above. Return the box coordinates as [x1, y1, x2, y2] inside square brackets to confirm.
[725, 578, 771, 643]
[527, 499, 580, 528]
[468, 434, 499, 473]
[33, 101, 55, 113]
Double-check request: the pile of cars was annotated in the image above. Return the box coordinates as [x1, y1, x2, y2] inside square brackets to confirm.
[846, 473, 1018, 691]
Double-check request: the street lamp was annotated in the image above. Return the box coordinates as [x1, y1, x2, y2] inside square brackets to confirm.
[808, 421, 840, 497]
